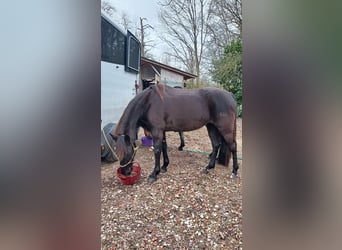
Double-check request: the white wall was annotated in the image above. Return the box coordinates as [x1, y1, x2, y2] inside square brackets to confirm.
[160, 69, 184, 88]
[101, 61, 138, 127]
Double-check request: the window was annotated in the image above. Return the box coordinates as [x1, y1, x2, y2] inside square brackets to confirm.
[101, 17, 125, 64]
[126, 31, 140, 72]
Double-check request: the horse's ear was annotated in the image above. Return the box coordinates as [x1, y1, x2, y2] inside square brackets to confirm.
[109, 133, 117, 141]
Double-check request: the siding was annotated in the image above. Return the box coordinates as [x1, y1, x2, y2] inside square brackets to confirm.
[161, 69, 184, 88]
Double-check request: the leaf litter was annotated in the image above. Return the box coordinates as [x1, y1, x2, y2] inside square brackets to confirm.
[101, 119, 242, 250]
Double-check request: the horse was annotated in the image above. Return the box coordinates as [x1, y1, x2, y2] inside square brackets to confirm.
[177, 131, 185, 151]
[143, 85, 186, 151]
[143, 128, 185, 151]
[110, 84, 239, 183]
[173, 86, 185, 151]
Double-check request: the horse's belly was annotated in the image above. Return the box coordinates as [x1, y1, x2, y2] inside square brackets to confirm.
[163, 98, 210, 131]
[165, 114, 209, 131]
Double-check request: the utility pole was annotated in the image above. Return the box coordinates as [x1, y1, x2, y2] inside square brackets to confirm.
[139, 17, 153, 58]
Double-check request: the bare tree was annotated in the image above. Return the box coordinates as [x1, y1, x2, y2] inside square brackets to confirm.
[101, 1, 116, 17]
[207, 0, 242, 56]
[138, 18, 154, 58]
[101, 1, 155, 59]
[158, 0, 211, 86]
[120, 11, 133, 30]
[161, 53, 172, 65]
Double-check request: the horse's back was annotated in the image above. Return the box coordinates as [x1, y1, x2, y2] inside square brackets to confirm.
[159, 87, 210, 131]
[197, 88, 237, 135]
[198, 88, 237, 113]
[147, 85, 236, 132]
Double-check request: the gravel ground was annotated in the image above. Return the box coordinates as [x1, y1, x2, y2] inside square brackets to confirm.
[101, 118, 242, 250]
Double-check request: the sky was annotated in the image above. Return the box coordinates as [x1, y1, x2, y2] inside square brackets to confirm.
[105, 0, 166, 61]
[108, 0, 160, 28]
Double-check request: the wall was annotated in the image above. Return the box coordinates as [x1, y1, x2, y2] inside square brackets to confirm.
[141, 66, 155, 80]
[160, 69, 184, 88]
[101, 61, 138, 126]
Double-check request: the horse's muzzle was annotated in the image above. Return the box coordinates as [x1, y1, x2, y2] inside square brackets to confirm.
[120, 163, 133, 176]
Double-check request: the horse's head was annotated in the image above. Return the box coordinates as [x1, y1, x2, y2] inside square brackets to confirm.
[110, 133, 135, 175]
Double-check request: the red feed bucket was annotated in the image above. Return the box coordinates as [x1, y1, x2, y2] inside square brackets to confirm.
[117, 162, 141, 185]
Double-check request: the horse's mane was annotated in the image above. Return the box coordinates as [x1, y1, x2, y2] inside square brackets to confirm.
[114, 93, 146, 136]
[154, 84, 166, 100]
[113, 84, 170, 137]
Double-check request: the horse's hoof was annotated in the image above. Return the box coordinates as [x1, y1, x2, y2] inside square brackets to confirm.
[148, 176, 157, 183]
[178, 147, 183, 151]
[160, 167, 167, 173]
[200, 168, 209, 174]
[230, 173, 238, 179]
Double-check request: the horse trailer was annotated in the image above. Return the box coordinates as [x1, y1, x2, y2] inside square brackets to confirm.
[101, 13, 141, 162]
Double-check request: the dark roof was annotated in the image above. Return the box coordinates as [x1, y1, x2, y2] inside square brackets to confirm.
[141, 57, 197, 80]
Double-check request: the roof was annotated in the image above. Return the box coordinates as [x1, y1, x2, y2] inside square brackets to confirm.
[101, 12, 127, 36]
[141, 57, 197, 80]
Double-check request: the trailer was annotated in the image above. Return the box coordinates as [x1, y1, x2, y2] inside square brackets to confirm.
[101, 13, 141, 162]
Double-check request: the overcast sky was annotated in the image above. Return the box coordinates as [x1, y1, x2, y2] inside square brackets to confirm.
[108, 0, 159, 27]
[106, 0, 165, 60]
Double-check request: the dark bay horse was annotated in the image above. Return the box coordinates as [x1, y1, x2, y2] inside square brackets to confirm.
[144, 85, 186, 151]
[173, 86, 185, 151]
[110, 84, 238, 183]
[143, 128, 185, 151]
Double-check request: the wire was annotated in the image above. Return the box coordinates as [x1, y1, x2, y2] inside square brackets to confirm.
[182, 149, 243, 161]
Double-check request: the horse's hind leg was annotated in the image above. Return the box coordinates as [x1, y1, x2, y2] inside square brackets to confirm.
[160, 132, 169, 173]
[201, 124, 221, 174]
[217, 135, 230, 166]
[230, 139, 239, 178]
[220, 133, 239, 178]
[178, 132, 185, 151]
[223, 118, 239, 178]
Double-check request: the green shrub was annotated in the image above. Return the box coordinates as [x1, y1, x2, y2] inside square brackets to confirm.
[211, 39, 242, 117]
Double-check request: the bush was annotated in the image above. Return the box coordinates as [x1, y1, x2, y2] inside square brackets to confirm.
[185, 79, 219, 89]
[211, 39, 242, 117]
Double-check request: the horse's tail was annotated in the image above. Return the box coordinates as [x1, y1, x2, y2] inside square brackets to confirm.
[217, 115, 237, 166]
[217, 137, 230, 166]
[233, 112, 237, 143]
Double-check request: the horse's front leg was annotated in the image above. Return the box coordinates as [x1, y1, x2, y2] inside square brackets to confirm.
[160, 132, 169, 173]
[178, 132, 185, 151]
[148, 137, 163, 183]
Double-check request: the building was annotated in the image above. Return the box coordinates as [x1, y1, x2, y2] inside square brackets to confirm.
[140, 57, 197, 90]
